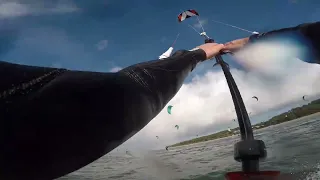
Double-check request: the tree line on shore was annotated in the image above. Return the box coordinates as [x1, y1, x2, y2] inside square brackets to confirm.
[168, 98, 320, 148]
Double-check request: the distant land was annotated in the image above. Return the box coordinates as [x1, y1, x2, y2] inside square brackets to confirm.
[168, 98, 320, 148]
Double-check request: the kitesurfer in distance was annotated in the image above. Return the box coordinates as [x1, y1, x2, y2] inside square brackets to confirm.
[0, 21, 319, 180]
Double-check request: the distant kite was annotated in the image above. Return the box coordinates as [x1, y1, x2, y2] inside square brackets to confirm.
[167, 105, 173, 114]
[252, 96, 258, 101]
[302, 95, 308, 101]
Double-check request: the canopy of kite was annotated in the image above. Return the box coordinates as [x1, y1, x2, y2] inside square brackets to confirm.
[167, 105, 173, 114]
[252, 96, 259, 101]
[175, 125, 179, 130]
[303, 95, 308, 101]
[178, 9, 199, 22]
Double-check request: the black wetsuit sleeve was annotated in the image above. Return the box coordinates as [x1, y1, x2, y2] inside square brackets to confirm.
[249, 21, 320, 63]
[0, 49, 206, 180]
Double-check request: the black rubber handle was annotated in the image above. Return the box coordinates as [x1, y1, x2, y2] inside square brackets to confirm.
[205, 38, 232, 55]
[205, 38, 215, 43]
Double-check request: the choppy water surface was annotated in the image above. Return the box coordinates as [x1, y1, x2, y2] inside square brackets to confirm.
[59, 113, 320, 180]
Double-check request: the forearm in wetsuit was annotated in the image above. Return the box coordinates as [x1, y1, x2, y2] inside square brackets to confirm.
[249, 21, 320, 63]
[0, 49, 206, 180]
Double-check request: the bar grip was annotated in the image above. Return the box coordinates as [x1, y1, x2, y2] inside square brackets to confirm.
[205, 38, 215, 43]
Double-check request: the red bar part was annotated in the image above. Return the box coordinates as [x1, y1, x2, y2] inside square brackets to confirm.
[225, 171, 283, 180]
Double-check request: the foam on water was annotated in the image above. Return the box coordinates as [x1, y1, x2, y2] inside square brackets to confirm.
[305, 163, 320, 180]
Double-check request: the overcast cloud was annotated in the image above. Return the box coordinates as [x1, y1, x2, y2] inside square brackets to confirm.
[0, 0, 79, 19]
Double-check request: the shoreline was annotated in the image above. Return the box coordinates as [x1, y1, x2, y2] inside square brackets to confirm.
[168, 111, 320, 148]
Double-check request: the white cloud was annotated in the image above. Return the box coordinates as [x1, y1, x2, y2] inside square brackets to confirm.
[0, 2, 29, 18]
[96, 40, 108, 51]
[193, 19, 208, 29]
[0, 1, 79, 18]
[119, 40, 320, 151]
[48, 1, 80, 14]
[109, 66, 122, 72]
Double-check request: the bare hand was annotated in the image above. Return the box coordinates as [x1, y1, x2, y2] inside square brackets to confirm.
[197, 43, 225, 60]
[222, 37, 250, 53]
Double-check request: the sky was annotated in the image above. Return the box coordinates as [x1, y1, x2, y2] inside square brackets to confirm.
[0, 0, 320, 151]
